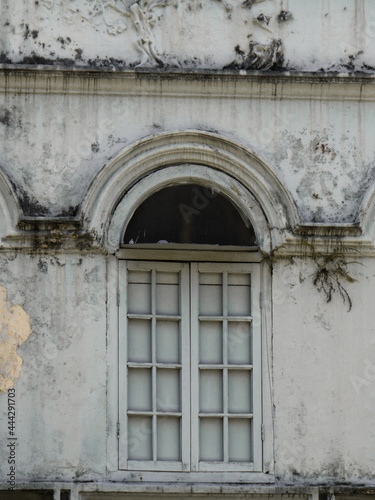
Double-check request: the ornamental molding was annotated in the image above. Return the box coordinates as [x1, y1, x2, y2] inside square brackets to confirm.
[38, 0, 283, 69]
[0, 166, 22, 241]
[80, 130, 299, 252]
[107, 165, 272, 253]
[1, 68, 375, 102]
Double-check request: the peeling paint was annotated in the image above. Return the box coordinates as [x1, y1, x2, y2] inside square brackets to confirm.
[0, 285, 32, 392]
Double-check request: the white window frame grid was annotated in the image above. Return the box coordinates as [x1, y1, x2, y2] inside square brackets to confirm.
[119, 260, 191, 471]
[118, 258, 262, 473]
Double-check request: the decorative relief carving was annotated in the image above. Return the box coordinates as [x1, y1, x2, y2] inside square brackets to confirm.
[39, 0, 286, 69]
[241, 0, 265, 7]
[243, 39, 283, 70]
[59, 0, 171, 66]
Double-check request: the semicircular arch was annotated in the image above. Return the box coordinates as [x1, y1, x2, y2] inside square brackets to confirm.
[0, 166, 21, 240]
[81, 130, 299, 252]
[359, 181, 375, 244]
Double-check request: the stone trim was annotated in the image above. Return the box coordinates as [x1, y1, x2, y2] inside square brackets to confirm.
[81, 130, 299, 252]
[1, 67, 375, 102]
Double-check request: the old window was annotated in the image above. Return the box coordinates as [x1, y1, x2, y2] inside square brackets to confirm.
[118, 184, 262, 473]
[123, 184, 256, 246]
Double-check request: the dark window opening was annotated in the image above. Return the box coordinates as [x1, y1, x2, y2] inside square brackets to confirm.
[123, 184, 256, 246]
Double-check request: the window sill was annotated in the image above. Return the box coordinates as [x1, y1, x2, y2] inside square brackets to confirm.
[106, 471, 275, 484]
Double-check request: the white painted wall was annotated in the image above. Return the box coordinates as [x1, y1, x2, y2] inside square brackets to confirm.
[0, 254, 108, 481]
[1, 76, 374, 223]
[1, 251, 374, 484]
[273, 257, 375, 482]
[0, 0, 375, 493]
[1, 0, 375, 72]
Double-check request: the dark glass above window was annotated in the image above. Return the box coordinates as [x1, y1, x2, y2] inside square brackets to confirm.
[123, 184, 256, 246]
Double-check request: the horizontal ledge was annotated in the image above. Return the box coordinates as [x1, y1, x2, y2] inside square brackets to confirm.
[0, 481, 326, 494]
[294, 224, 362, 237]
[1, 64, 375, 80]
[123, 244, 258, 251]
[117, 249, 263, 262]
[1, 66, 375, 101]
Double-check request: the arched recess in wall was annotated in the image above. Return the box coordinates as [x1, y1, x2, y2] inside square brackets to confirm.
[81, 131, 299, 253]
[0, 166, 21, 240]
[359, 181, 375, 245]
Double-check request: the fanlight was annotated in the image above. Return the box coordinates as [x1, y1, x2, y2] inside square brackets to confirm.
[124, 184, 256, 246]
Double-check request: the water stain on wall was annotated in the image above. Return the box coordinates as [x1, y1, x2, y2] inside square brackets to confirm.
[0, 285, 32, 392]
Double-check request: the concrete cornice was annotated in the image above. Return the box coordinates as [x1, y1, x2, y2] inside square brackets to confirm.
[0, 65, 375, 101]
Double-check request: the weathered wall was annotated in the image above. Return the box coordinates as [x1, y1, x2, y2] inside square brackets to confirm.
[1, 251, 374, 485]
[0, 253, 107, 481]
[273, 257, 375, 483]
[1, 0, 375, 496]
[1, 74, 375, 223]
[1, 0, 375, 72]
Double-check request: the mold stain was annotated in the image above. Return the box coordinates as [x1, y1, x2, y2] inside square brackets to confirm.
[0, 286, 32, 392]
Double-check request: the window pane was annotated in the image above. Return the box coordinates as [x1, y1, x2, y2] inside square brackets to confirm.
[156, 321, 180, 363]
[229, 419, 252, 462]
[200, 418, 223, 461]
[228, 285, 251, 316]
[157, 369, 180, 412]
[128, 368, 152, 411]
[228, 273, 250, 286]
[128, 416, 152, 460]
[157, 417, 181, 461]
[200, 370, 223, 413]
[200, 273, 222, 285]
[228, 322, 252, 365]
[123, 184, 256, 246]
[200, 285, 222, 316]
[228, 370, 251, 413]
[156, 284, 179, 315]
[128, 319, 152, 363]
[128, 283, 151, 314]
[199, 321, 222, 364]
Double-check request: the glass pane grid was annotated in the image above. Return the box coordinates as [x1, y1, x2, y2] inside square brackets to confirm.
[127, 267, 182, 464]
[198, 270, 253, 465]
[124, 264, 255, 469]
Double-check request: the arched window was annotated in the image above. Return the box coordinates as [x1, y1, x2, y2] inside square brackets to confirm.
[118, 180, 262, 473]
[123, 184, 256, 246]
[85, 134, 295, 479]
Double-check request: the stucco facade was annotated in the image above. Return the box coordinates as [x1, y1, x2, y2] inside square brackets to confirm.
[1, 1, 375, 500]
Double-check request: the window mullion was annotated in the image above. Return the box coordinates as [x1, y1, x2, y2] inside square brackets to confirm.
[180, 263, 191, 470]
[189, 262, 199, 471]
[118, 261, 128, 469]
[223, 271, 229, 464]
[151, 269, 157, 463]
[250, 265, 262, 470]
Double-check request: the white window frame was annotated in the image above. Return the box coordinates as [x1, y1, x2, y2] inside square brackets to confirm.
[103, 163, 277, 480]
[118, 252, 263, 473]
[119, 260, 191, 472]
